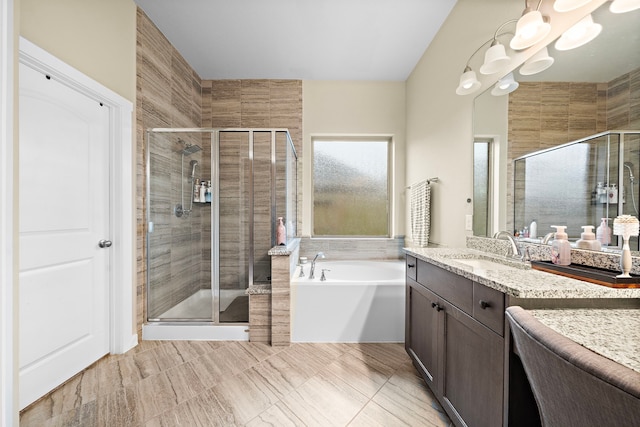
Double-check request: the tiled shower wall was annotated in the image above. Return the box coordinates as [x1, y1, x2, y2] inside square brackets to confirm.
[136, 9, 205, 326]
[136, 8, 303, 334]
[507, 67, 640, 234]
[202, 82, 302, 291]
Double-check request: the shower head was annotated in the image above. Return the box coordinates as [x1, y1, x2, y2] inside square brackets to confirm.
[177, 138, 202, 155]
[625, 162, 635, 180]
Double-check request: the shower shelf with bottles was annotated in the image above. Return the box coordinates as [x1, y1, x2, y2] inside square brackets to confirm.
[514, 130, 640, 249]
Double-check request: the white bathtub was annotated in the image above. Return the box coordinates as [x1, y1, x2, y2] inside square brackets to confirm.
[291, 260, 405, 343]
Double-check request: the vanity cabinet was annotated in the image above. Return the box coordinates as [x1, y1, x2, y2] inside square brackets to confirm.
[405, 256, 505, 427]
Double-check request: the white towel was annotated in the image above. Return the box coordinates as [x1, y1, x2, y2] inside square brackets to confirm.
[410, 180, 431, 247]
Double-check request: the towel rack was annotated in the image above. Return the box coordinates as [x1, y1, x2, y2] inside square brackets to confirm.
[407, 177, 439, 189]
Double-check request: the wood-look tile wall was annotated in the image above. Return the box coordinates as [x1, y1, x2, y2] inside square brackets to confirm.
[202, 81, 302, 292]
[507, 67, 640, 233]
[136, 9, 205, 329]
[137, 8, 303, 334]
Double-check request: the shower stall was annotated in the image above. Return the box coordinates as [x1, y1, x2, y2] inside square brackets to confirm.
[514, 130, 640, 249]
[144, 128, 297, 336]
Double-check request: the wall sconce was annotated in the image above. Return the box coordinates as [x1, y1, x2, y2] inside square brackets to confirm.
[480, 40, 511, 75]
[553, 0, 593, 12]
[519, 46, 555, 75]
[491, 73, 520, 96]
[510, 1, 552, 50]
[480, 20, 518, 75]
[456, 23, 516, 95]
[610, 0, 640, 13]
[555, 13, 602, 50]
[456, 66, 482, 95]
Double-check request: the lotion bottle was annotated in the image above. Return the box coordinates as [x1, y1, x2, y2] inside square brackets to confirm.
[529, 220, 537, 239]
[550, 225, 571, 265]
[276, 217, 286, 246]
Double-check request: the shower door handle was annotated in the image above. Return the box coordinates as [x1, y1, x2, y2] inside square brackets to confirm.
[98, 239, 112, 248]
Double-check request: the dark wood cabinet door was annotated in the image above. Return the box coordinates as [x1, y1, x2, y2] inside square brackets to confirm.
[405, 280, 440, 391]
[441, 301, 504, 427]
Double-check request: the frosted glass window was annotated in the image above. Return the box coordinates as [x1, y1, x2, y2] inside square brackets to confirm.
[474, 141, 490, 237]
[313, 139, 390, 237]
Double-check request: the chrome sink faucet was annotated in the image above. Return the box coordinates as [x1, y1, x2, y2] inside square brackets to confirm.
[493, 231, 523, 260]
[309, 252, 325, 279]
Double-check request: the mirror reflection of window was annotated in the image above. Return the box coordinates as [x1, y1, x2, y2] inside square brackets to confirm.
[474, 140, 491, 237]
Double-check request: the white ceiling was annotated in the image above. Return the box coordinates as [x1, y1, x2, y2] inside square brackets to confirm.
[133, 0, 457, 81]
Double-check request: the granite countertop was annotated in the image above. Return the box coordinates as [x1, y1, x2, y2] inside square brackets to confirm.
[404, 247, 640, 299]
[530, 308, 640, 374]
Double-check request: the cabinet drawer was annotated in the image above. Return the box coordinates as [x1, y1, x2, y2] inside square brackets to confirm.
[473, 282, 505, 336]
[406, 255, 417, 281]
[417, 260, 473, 314]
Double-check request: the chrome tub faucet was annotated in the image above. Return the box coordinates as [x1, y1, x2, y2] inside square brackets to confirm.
[309, 252, 325, 279]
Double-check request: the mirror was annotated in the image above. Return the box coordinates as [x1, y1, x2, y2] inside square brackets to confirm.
[473, 2, 640, 249]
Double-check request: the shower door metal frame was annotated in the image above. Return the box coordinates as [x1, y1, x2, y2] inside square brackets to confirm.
[146, 127, 297, 325]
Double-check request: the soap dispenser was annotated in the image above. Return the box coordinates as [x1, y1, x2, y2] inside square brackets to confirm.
[576, 225, 601, 251]
[550, 226, 571, 265]
[596, 218, 611, 246]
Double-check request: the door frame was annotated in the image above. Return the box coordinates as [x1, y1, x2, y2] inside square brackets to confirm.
[18, 37, 137, 355]
[1, 0, 16, 425]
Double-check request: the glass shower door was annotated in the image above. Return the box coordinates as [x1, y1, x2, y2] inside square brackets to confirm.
[146, 130, 212, 321]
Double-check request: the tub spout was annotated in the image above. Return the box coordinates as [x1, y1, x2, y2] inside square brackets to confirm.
[309, 252, 325, 279]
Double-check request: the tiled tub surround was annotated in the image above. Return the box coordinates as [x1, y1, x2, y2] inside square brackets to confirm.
[299, 236, 405, 261]
[530, 308, 640, 374]
[247, 239, 300, 346]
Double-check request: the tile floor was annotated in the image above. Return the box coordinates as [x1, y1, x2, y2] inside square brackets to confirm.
[20, 341, 453, 427]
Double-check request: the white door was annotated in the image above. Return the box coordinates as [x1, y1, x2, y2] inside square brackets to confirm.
[18, 62, 111, 409]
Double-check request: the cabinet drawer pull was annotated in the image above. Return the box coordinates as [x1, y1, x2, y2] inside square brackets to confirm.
[479, 300, 491, 309]
[407, 263, 415, 268]
[431, 302, 443, 312]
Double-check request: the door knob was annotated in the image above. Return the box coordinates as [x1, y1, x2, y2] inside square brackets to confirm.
[98, 239, 112, 248]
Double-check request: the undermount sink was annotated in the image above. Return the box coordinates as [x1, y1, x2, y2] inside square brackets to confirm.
[451, 258, 523, 271]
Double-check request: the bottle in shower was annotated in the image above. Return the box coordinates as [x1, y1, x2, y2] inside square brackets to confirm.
[205, 180, 212, 203]
[193, 178, 200, 203]
[596, 218, 611, 246]
[199, 180, 206, 203]
[276, 217, 286, 246]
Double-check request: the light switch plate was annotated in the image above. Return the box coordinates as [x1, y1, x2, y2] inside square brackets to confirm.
[465, 214, 473, 231]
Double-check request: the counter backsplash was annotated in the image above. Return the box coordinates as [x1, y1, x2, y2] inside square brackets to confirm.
[467, 236, 640, 276]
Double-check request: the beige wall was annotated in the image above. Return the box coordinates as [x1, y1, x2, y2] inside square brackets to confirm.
[19, 0, 136, 102]
[405, 0, 605, 247]
[405, 0, 521, 247]
[302, 80, 406, 238]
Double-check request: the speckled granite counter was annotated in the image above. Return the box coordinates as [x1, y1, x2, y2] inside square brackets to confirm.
[530, 309, 640, 374]
[404, 247, 640, 299]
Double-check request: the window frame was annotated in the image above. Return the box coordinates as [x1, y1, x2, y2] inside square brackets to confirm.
[311, 135, 393, 238]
